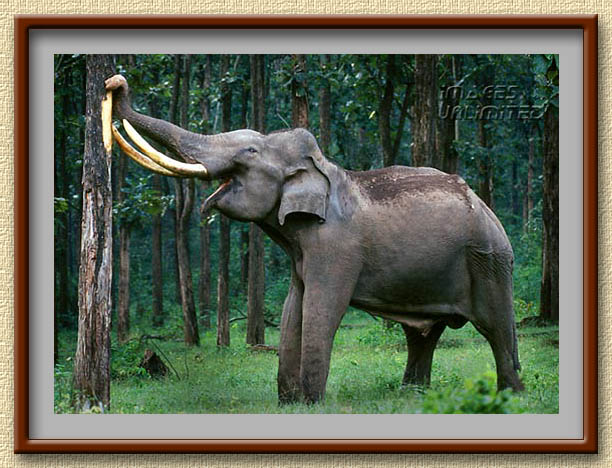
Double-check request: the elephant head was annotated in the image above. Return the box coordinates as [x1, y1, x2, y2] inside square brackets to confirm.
[106, 74, 330, 225]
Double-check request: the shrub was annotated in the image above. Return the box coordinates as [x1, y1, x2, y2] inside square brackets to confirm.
[421, 372, 523, 414]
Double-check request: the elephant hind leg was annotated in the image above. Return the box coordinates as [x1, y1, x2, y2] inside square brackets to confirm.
[469, 276, 524, 392]
[401, 322, 446, 386]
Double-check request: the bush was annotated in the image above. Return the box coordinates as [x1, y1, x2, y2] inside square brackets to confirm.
[421, 372, 523, 414]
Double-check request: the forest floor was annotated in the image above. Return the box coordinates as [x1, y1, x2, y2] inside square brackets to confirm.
[55, 309, 559, 414]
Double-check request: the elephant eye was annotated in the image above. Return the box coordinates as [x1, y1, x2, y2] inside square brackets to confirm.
[247, 147, 258, 154]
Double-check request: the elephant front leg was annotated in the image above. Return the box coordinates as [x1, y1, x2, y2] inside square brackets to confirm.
[299, 274, 357, 404]
[277, 277, 304, 404]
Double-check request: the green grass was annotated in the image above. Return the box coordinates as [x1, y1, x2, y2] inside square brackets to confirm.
[55, 309, 558, 414]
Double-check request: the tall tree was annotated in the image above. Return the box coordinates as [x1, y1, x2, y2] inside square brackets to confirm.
[175, 54, 199, 345]
[169, 54, 183, 304]
[412, 54, 439, 168]
[199, 55, 212, 328]
[378, 55, 411, 167]
[440, 55, 462, 174]
[116, 140, 131, 343]
[247, 54, 266, 345]
[540, 59, 559, 322]
[217, 54, 232, 347]
[72, 54, 114, 412]
[291, 54, 309, 128]
[318, 55, 332, 156]
[476, 56, 495, 207]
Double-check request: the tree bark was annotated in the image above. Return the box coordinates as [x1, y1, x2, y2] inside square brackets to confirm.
[440, 55, 461, 174]
[175, 54, 199, 345]
[72, 54, 114, 412]
[246, 54, 267, 345]
[412, 54, 438, 168]
[318, 55, 332, 156]
[476, 57, 495, 208]
[151, 175, 164, 327]
[148, 91, 165, 328]
[540, 104, 559, 322]
[198, 55, 212, 328]
[217, 54, 232, 347]
[291, 54, 309, 128]
[378, 55, 395, 167]
[116, 136, 131, 343]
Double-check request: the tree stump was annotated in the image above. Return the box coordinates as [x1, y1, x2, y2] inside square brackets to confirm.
[139, 349, 168, 378]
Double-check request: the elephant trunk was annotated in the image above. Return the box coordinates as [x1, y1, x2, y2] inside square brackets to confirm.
[107, 74, 253, 179]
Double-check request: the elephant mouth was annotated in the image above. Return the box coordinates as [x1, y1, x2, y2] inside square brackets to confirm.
[203, 177, 235, 211]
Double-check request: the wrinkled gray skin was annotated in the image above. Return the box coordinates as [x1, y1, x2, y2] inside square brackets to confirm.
[108, 77, 523, 403]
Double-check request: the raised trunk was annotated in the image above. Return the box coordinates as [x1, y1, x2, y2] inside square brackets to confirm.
[72, 54, 114, 412]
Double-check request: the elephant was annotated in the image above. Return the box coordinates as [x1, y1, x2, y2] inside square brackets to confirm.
[105, 74, 524, 404]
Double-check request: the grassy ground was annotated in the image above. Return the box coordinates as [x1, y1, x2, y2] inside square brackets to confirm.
[55, 310, 558, 414]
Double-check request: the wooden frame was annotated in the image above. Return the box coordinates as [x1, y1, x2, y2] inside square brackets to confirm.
[14, 15, 598, 453]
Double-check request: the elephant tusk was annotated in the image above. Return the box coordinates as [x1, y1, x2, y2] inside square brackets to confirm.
[122, 119, 209, 179]
[112, 125, 189, 178]
[101, 91, 113, 154]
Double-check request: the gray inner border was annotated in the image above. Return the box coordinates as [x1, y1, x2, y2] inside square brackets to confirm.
[30, 28, 583, 440]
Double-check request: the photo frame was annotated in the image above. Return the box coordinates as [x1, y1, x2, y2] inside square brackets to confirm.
[14, 15, 598, 453]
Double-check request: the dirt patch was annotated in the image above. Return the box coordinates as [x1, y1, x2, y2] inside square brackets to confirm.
[348, 167, 470, 203]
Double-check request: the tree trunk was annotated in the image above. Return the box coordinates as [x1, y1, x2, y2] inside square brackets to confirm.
[116, 136, 131, 343]
[240, 226, 249, 292]
[148, 92, 165, 328]
[378, 55, 395, 167]
[412, 54, 438, 168]
[199, 194, 211, 329]
[198, 56, 212, 328]
[246, 54, 267, 345]
[169, 54, 182, 305]
[441, 55, 461, 174]
[291, 54, 309, 128]
[217, 54, 232, 347]
[175, 54, 199, 346]
[318, 55, 332, 156]
[476, 57, 495, 208]
[72, 54, 114, 412]
[524, 132, 535, 231]
[540, 105, 559, 322]
[151, 174, 164, 327]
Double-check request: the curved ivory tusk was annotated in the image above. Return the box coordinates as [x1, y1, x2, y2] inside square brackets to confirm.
[101, 91, 113, 153]
[112, 125, 188, 178]
[122, 119, 208, 178]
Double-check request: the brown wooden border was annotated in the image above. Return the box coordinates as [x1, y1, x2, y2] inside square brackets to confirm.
[14, 15, 598, 454]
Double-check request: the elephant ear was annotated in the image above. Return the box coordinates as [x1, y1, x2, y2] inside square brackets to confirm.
[278, 131, 331, 226]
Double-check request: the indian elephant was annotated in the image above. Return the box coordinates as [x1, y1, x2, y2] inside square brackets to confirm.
[105, 74, 524, 404]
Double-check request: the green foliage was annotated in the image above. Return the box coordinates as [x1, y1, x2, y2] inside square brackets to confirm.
[421, 371, 523, 414]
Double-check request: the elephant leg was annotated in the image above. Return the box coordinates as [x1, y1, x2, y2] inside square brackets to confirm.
[401, 322, 446, 386]
[470, 275, 524, 392]
[277, 276, 304, 404]
[299, 269, 359, 404]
